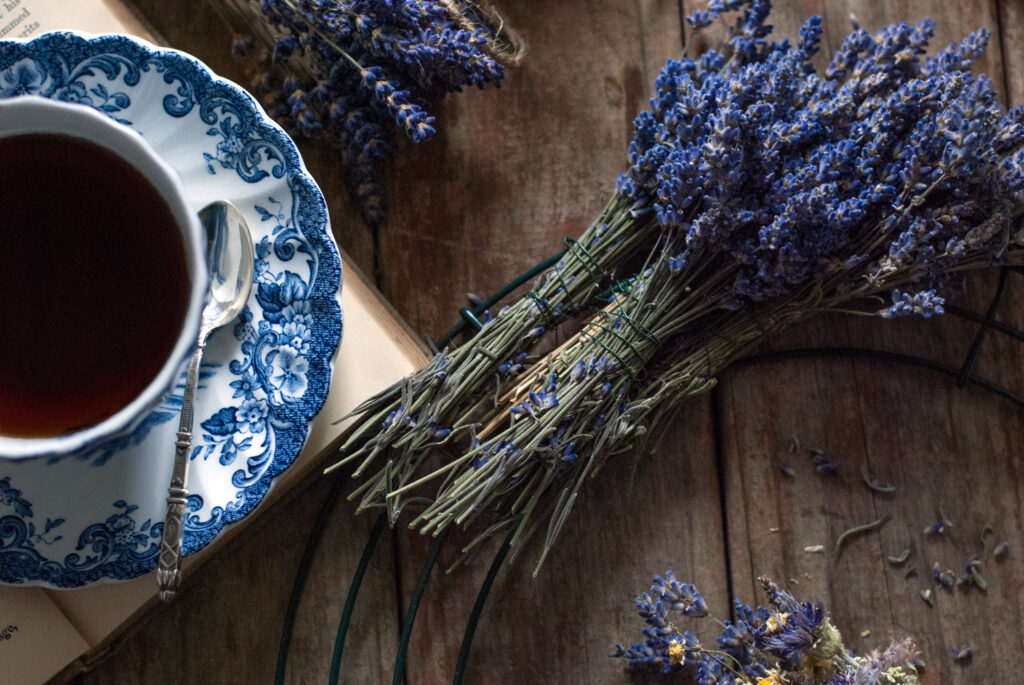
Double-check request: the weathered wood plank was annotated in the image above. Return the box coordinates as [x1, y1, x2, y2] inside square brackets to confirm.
[718, 352, 1024, 683]
[1001, 0, 1024, 105]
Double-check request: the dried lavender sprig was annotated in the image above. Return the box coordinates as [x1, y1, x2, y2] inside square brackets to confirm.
[332, 195, 661, 508]
[396, 255, 808, 556]
[219, 0, 509, 226]
[612, 571, 920, 683]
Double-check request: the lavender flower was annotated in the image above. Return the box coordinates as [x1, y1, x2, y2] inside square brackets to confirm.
[223, 0, 508, 226]
[613, 572, 920, 683]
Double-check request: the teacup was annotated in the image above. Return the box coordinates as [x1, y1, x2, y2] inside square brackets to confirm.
[0, 95, 207, 460]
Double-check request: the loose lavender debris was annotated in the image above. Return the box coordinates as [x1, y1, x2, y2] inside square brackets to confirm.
[924, 517, 953, 536]
[887, 548, 912, 566]
[862, 467, 895, 493]
[931, 561, 954, 589]
[811, 449, 840, 476]
[951, 645, 973, 662]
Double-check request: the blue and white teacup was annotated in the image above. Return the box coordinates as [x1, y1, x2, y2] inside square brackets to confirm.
[0, 95, 207, 460]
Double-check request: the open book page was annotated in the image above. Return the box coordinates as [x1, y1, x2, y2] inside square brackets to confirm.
[0, 588, 89, 685]
[0, 1, 429, 683]
[0, 0, 154, 41]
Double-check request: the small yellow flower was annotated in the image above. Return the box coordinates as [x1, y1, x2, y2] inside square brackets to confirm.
[764, 612, 791, 634]
[758, 669, 787, 685]
[667, 639, 685, 665]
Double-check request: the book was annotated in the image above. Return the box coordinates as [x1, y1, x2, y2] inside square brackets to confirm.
[0, 3, 429, 683]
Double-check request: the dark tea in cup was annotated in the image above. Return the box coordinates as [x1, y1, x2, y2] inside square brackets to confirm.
[0, 132, 191, 437]
[0, 96, 207, 460]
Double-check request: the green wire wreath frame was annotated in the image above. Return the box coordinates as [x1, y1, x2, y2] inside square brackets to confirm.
[273, 259, 1024, 685]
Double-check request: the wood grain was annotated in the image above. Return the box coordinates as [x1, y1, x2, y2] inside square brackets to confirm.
[66, 1, 1024, 684]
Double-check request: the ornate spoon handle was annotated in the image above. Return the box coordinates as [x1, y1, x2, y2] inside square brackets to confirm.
[156, 341, 205, 602]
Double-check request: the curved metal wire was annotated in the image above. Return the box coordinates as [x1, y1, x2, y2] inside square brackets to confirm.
[452, 523, 518, 685]
[328, 512, 388, 685]
[957, 268, 1008, 387]
[393, 527, 450, 684]
[730, 347, 1024, 408]
[274, 470, 347, 685]
[435, 251, 566, 349]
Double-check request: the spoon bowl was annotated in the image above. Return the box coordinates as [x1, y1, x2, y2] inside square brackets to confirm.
[157, 200, 254, 602]
[201, 201, 255, 334]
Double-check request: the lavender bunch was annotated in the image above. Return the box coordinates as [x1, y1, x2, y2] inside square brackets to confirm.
[219, 0, 511, 225]
[330, 0, 820, 523]
[333, 185, 663, 519]
[612, 572, 920, 684]
[332, 1, 1024, 564]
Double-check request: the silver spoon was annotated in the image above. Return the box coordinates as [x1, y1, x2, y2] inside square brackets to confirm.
[157, 200, 254, 602]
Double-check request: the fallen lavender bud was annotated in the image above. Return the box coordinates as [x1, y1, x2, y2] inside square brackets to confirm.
[924, 517, 954, 536]
[951, 645, 973, 662]
[811, 449, 839, 476]
[932, 561, 955, 588]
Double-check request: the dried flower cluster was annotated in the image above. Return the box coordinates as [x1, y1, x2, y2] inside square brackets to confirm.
[333, 0, 1024, 566]
[221, 0, 509, 225]
[612, 571, 920, 684]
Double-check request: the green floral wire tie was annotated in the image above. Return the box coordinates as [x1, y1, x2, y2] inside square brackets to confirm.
[550, 260, 581, 314]
[526, 290, 560, 323]
[581, 317, 654, 382]
[434, 251, 566, 349]
[562, 235, 604, 283]
[456, 307, 487, 333]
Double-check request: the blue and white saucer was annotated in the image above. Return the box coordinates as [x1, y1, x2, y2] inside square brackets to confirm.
[0, 32, 343, 587]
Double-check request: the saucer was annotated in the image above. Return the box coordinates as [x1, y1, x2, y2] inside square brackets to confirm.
[0, 32, 343, 587]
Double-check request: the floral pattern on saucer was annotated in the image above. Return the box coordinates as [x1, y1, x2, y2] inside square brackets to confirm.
[0, 32, 342, 587]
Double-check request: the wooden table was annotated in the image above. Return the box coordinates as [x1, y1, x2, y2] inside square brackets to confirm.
[68, 1, 1024, 683]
